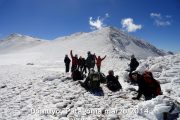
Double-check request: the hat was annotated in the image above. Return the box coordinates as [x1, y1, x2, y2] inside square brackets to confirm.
[108, 70, 114, 75]
[131, 71, 140, 76]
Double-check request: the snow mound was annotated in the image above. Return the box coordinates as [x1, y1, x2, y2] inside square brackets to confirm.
[137, 95, 180, 120]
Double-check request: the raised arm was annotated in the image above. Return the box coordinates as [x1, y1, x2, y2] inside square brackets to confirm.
[70, 50, 73, 58]
[102, 55, 106, 61]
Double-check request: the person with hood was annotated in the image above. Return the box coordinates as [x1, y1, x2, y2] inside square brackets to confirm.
[64, 54, 71, 73]
[70, 50, 78, 72]
[86, 51, 95, 73]
[95, 55, 106, 72]
[131, 71, 162, 100]
[106, 70, 122, 92]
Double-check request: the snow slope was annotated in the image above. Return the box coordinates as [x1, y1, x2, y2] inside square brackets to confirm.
[0, 33, 46, 54]
[0, 53, 179, 120]
[0, 27, 168, 65]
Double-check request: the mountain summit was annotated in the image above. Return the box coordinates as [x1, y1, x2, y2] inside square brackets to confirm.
[105, 27, 167, 58]
[52, 26, 168, 59]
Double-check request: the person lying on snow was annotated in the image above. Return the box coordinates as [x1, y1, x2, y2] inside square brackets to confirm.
[131, 71, 162, 100]
[106, 70, 122, 92]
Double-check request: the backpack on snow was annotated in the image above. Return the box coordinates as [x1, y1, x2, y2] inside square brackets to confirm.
[90, 72, 100, 90]
[143, 71, 162, 96]
[107, 76, 122, 91]
[72, 69, 84, 81]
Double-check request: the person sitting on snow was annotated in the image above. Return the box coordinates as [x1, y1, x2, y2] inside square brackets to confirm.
[131, 71, 162, 101]
[71, 68, 84, 81]
[80, 68, 101, 91]
[106, 70, 122, 92]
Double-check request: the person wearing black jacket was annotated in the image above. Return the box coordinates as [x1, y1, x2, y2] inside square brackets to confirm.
[129, 55, 139, 74]
[129, 55, 139, 84]
[106, 70, 122, 92]
[64, 54, 71, 73]
[129, 55, 139, 73]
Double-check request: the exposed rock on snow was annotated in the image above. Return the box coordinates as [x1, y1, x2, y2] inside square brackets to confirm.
[26, 63, 34, 65]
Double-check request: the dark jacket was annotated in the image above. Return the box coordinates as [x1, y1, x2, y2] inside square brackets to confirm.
[86, 54, 95, 68]
[78, 58, 84, 67]
[130, 58, 139, 71]
[106, 75, 122, 91]
[64, 56, 71, 65]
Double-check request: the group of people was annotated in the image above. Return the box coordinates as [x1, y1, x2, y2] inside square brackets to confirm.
[64, 50, 106, 74]
[64, 50, 162, 101]
[80, 68, 122, 93]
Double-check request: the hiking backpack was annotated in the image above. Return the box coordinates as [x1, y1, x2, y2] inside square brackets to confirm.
[90, 72, 100, 89]
[72, 69, 84, 81]
[143, 71, 162, 96]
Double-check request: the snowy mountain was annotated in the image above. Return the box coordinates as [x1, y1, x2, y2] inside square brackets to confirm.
[0, 33, 45, 54]
[0, 27, 169, 58]
[52, 27, 168, 59]
[108, 27, 168, 58]
[0, 27, 179, 120]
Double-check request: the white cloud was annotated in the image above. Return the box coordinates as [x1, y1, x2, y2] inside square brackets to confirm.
[155, 20, 171, 26]
[150, 13, 161, 19]
[89, 13, 109, 30]
[89, 17, 104, 30]
[121, 18, 142, 32]
[150, 13, 172, 26]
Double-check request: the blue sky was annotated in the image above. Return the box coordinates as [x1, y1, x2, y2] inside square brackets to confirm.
[0, 0, 179, 52]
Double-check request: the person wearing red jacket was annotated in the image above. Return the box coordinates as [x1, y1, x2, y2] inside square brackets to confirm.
[95, 55, 106, 72]
[70, 50, 78, 72]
